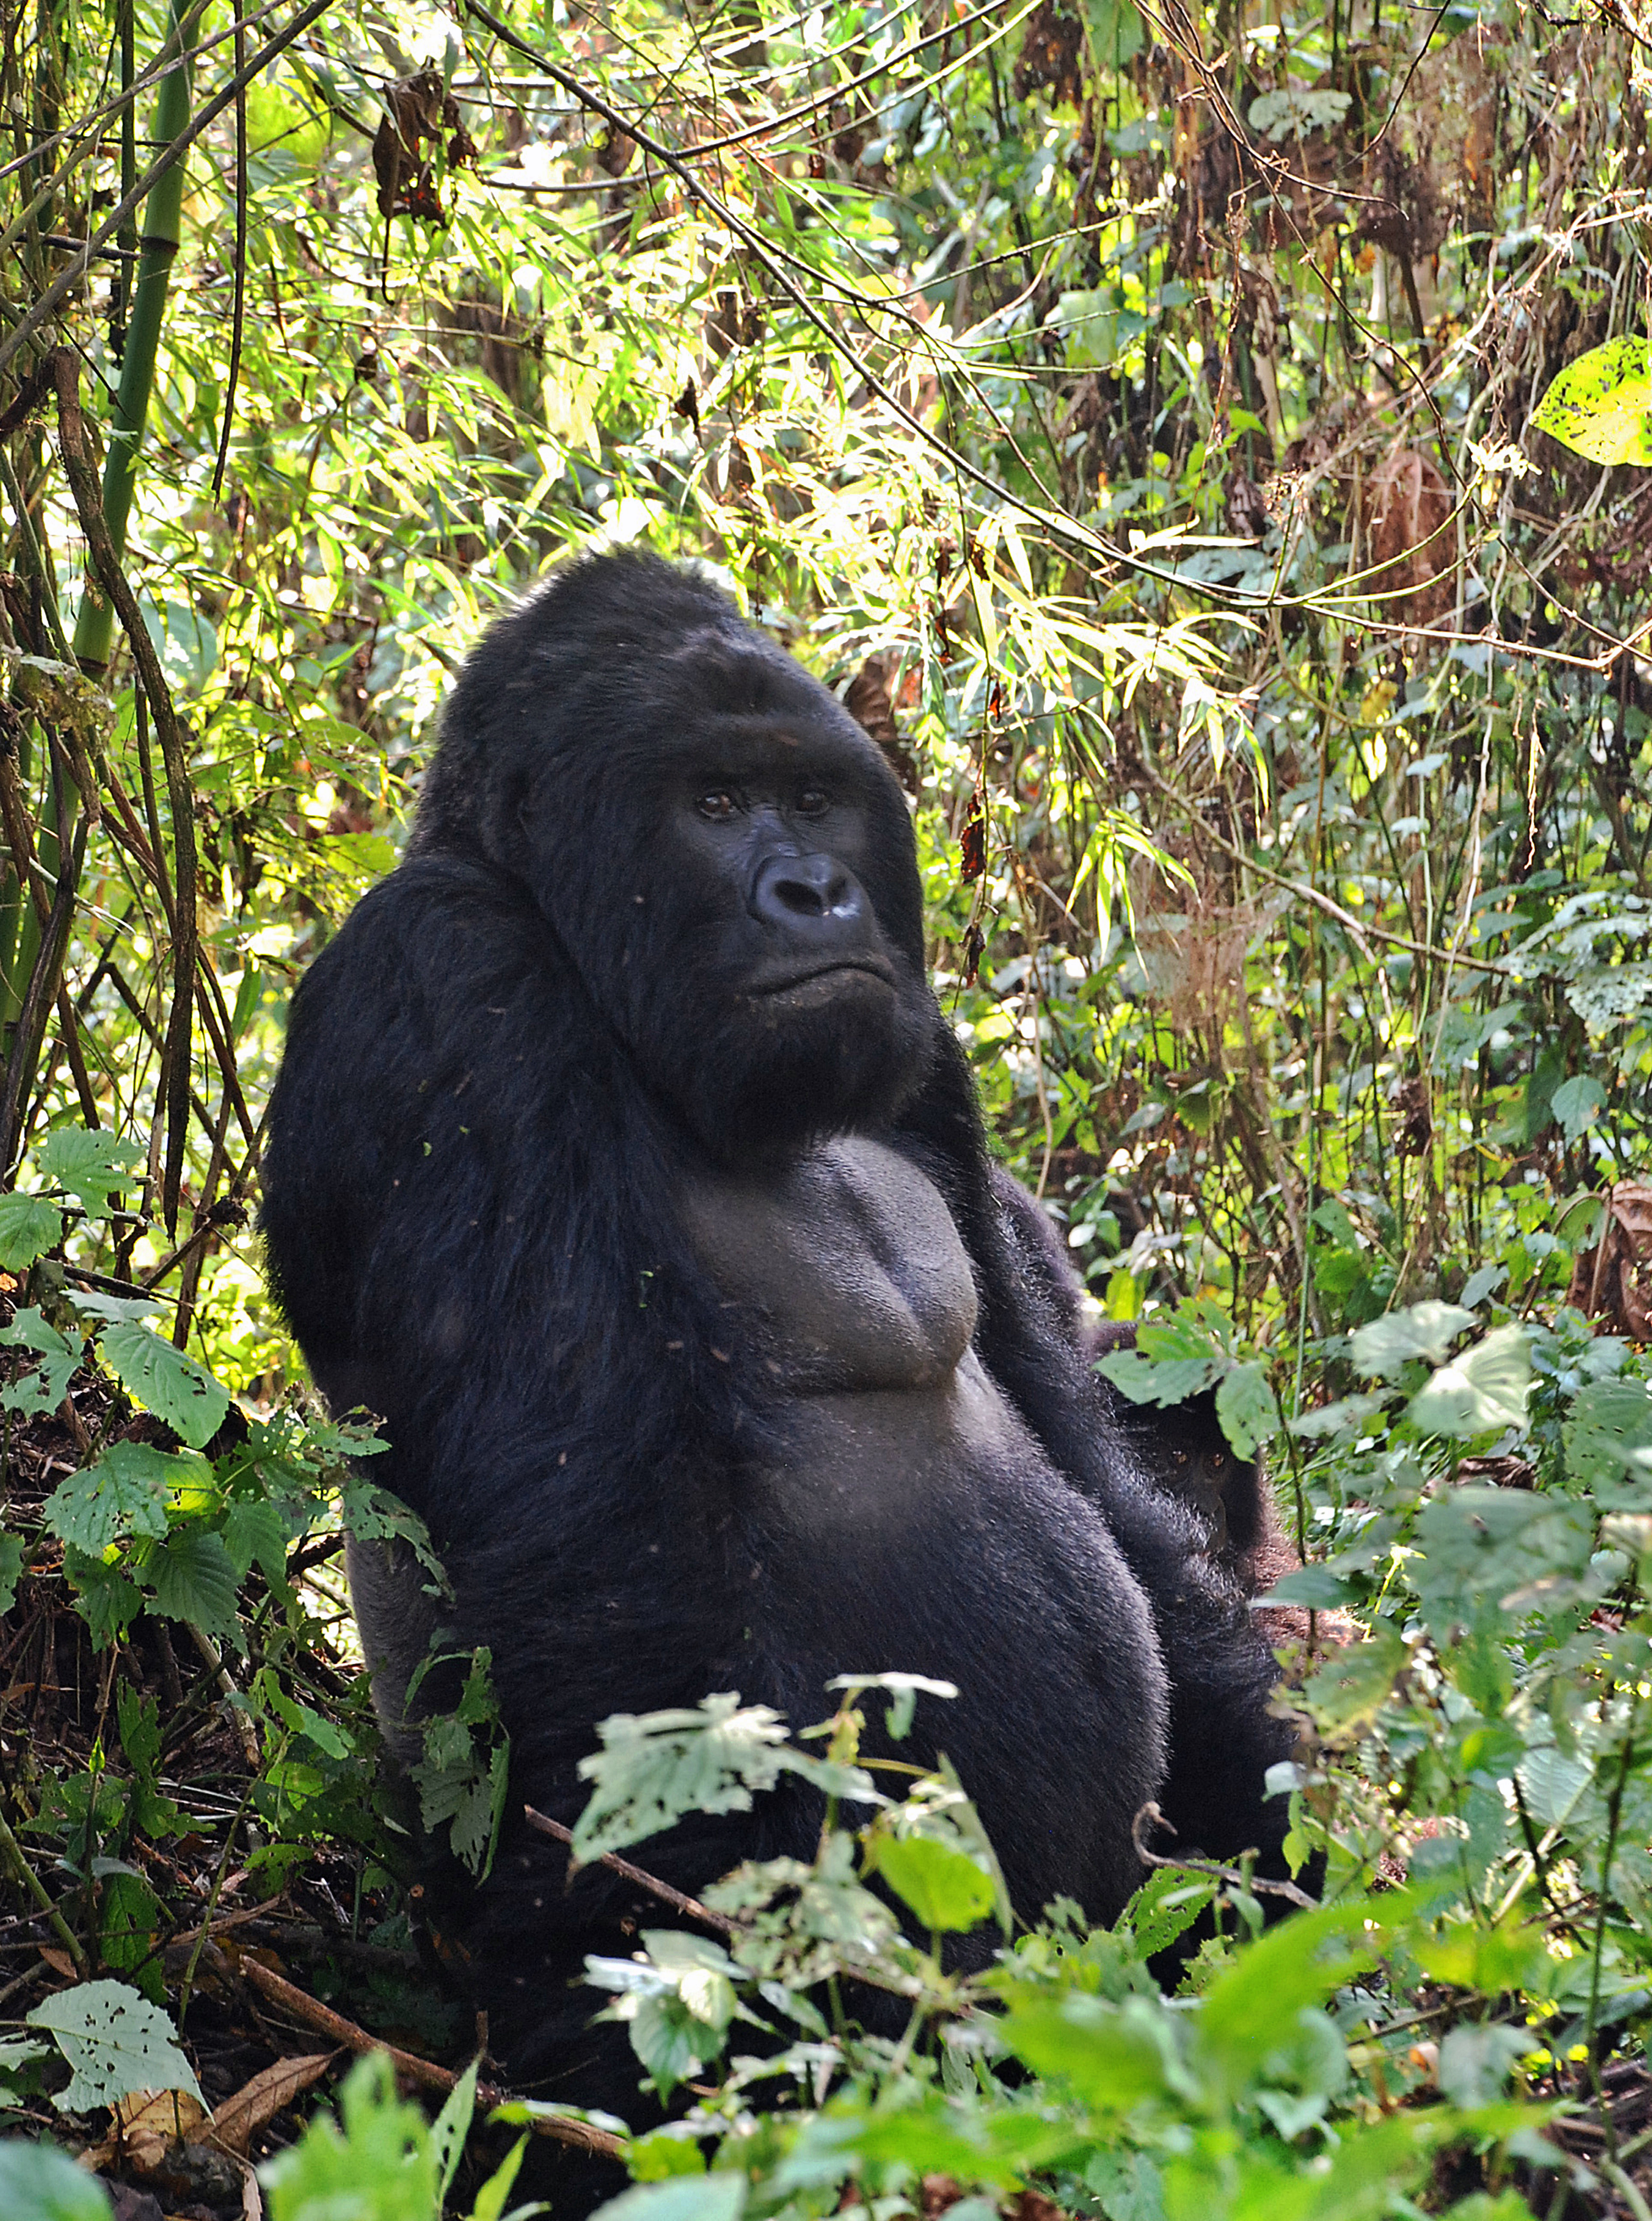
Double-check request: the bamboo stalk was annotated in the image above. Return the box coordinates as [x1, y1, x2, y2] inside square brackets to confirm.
[71, 0, 200, 670]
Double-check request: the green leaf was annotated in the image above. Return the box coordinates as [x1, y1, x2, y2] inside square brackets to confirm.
[0, 2140, 111, 2221]
[42, 1443, 183, 1555]
[97, 1872, 164, 2005]
[146, 1528, 240, 1638]
[1289, 1391, 1389, 1440]
[1532, 334, 1652, 466]
[34, 1128, 143, 1213]
[1349, 1301, 1473, 1379]
[430, 2058, 478, 2200]
[1410, 1488, 1593, 1630]
[27, 1979, 202, 2113]
[64, 1548, 143, 1648]
[1096, 1350, 1223, 1406]
[0, 1530, 22, 1613]
[1300, 1623, 1407, 1741]
[1193, 1902, 1379, 2093]
[1082, 0, 1144, 69]
[0, 1191, 63, 1269]
[0, 1307, 82, 1416]
[592, 2174, 747, 2221]
[1436, 2023, 1530, 2108]
[260, 2050, 438, 2221]
[98, 1321, 230, 1448]
[1002, 1991, 1178, 2112]
[1550, 1074, 1606, 1140]
[1408, 1323, 1532, 1438]
[1260, 1565, 1358, 1610]
[866, 1833, 995, 1934]
[1565, 1377, 1652, 1488]
[1216, 1362, 1277, 1458]
[573, 1693, 875, 1863]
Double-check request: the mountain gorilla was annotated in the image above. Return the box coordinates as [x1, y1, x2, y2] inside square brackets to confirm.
[260, 551, 1299, 2130]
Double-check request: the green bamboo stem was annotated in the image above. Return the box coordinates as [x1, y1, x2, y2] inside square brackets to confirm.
[70, 0, 196, 672]
[10, 0, 194, 1077]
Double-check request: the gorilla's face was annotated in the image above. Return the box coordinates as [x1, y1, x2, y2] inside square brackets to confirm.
[635, 711, 933, 1157]
[449, 597, 936, 1164]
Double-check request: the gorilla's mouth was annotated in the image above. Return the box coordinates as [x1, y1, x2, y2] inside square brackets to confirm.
[750, 956, 895, 1000]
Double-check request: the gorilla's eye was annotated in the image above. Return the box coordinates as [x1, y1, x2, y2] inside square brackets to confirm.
[796, 786, 830, 817]
[697, 790, 739, 822]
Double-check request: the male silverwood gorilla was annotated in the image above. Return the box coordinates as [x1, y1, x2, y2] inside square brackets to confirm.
[261, 551, 1298, 2127]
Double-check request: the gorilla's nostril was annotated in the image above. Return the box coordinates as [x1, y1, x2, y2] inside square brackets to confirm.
[774, 868, 843, 916]
[753, 853, 861, 929]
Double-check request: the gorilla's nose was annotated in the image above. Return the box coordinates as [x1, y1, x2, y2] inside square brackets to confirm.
[750, 852, 865, 934]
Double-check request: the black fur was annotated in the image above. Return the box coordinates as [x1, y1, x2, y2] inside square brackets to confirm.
[261, 551, 1298, 2132]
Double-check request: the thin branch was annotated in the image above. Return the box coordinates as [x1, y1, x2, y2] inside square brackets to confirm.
[237, 1956, 625, 2158]
[1132, 1801, 1320, 1911]
[523, 1805, 736, 1940]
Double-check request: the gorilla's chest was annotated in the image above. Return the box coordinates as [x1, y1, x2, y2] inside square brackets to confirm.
[684, 1137, 977, 1394]
[683, 1137, 1063, 1552]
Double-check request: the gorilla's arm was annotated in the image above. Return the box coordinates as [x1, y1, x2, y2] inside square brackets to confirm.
[901, 1043, 1299, 1874]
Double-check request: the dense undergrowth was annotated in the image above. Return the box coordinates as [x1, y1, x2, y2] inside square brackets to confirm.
[3, 0, 1652, 2210]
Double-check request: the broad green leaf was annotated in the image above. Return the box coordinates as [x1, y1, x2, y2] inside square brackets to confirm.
[27, 1980, 202, 2113]
[1260, 1564, 1359, 1610]
[146, 1528, 240, 1638]
[1300, 1624, 1407, 1742]
[260, 2051, 438, 2220]
[1193, 1902, 1380, 2092]
[1550, 1073, 1606, 1140]
[866, 1833, 995, 1934]
[0, 2140, 111, 2221]
[0, 1307, 81, 1415]
[1096, 1350, 1222, 1406]
[1349, 1301, 1473, 1379]
[591, 2175, 747, 2221]
[97, 1873, 164, 2004]
[98, 1321, 230, 1448]
[64, 1549, 143, 1648]
[1413, 1918, 1550, 1995]
[574, 1693, 874, 1863]
[1408, 1323, 1532, 1438]
[1083, 0, 1144, 69]
[1289, 1391, 1388, 1440]
[34, 1128, 143, 1213]
[1216, 1361, 1277, 1458]
[1002, 1991, 1179, 2112]
[0, 1191, 63, 1269]
[1565, 1377, 1652, 1488]
[42, 1443, 185, 1554]
[1436, 2023, 1530, 2107]
[1515, 1744, 1595, 1827]
[1532, 334, 1652, 466]
[1410, 1489, 1593, 1629]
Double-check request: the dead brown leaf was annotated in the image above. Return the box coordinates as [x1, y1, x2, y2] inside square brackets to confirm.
[199, 2048, 339, 2155]
[1365, 444, 1453, 627]
[1569, 1184, 1652, 1338]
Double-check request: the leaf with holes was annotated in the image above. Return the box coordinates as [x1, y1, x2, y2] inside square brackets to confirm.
[1532, 334, 1652, 466]
[43, 1443, 185, 1554]
[27, 1979, 202, 2114]
[98, 1320, 229, 1448]
[146, 1528, 240, 1638]
[1408, 1324, 1532, 1439]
